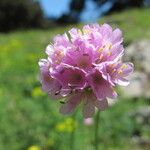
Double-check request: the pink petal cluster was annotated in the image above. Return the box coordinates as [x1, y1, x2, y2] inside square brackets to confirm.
[39, 23, 134, 118]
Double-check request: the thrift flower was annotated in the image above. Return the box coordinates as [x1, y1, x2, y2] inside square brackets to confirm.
[39, 23, 133, 118]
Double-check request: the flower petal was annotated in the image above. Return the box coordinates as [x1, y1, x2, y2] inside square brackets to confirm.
[39, 59, 61, 100]
[95, 99, 108, 111]
[82, 95, 95, 118]
[51, 63, 87, 90]
[116, 78, 129, 86]
[88, 69, 117, 100]
[59, 93, 82, 114]
[111, 28, 123, 44]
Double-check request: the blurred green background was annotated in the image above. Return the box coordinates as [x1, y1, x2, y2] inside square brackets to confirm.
[0, 0, 150, 150]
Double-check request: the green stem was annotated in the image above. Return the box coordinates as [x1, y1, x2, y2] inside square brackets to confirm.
[94, 111, 100, 150]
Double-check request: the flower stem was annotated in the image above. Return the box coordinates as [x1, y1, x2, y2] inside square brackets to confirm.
[94, 111, 100, 150]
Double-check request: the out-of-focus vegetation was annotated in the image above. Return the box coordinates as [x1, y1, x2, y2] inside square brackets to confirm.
[58, 0, 146, 23]
[0, 8, 149, 150]
[0, 0, 46, 32]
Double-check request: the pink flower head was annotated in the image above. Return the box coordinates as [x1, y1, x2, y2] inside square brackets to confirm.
[39, 23, 134, 118]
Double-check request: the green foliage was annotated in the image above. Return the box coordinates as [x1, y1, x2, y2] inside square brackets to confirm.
[0, 8, 149, 150]
[0, 0, 45, 32]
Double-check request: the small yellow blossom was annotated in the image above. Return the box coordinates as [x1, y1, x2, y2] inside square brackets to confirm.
[32, 87, 45, 98]
[27, 145, 41, 150]
[55, 118, 77, 133]
[55, 123, 66, 132]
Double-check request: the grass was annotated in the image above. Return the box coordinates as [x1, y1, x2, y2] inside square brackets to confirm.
[0, 8, 149, 150]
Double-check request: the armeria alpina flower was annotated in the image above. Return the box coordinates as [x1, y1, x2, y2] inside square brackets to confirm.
[39, 23, 134, 118]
